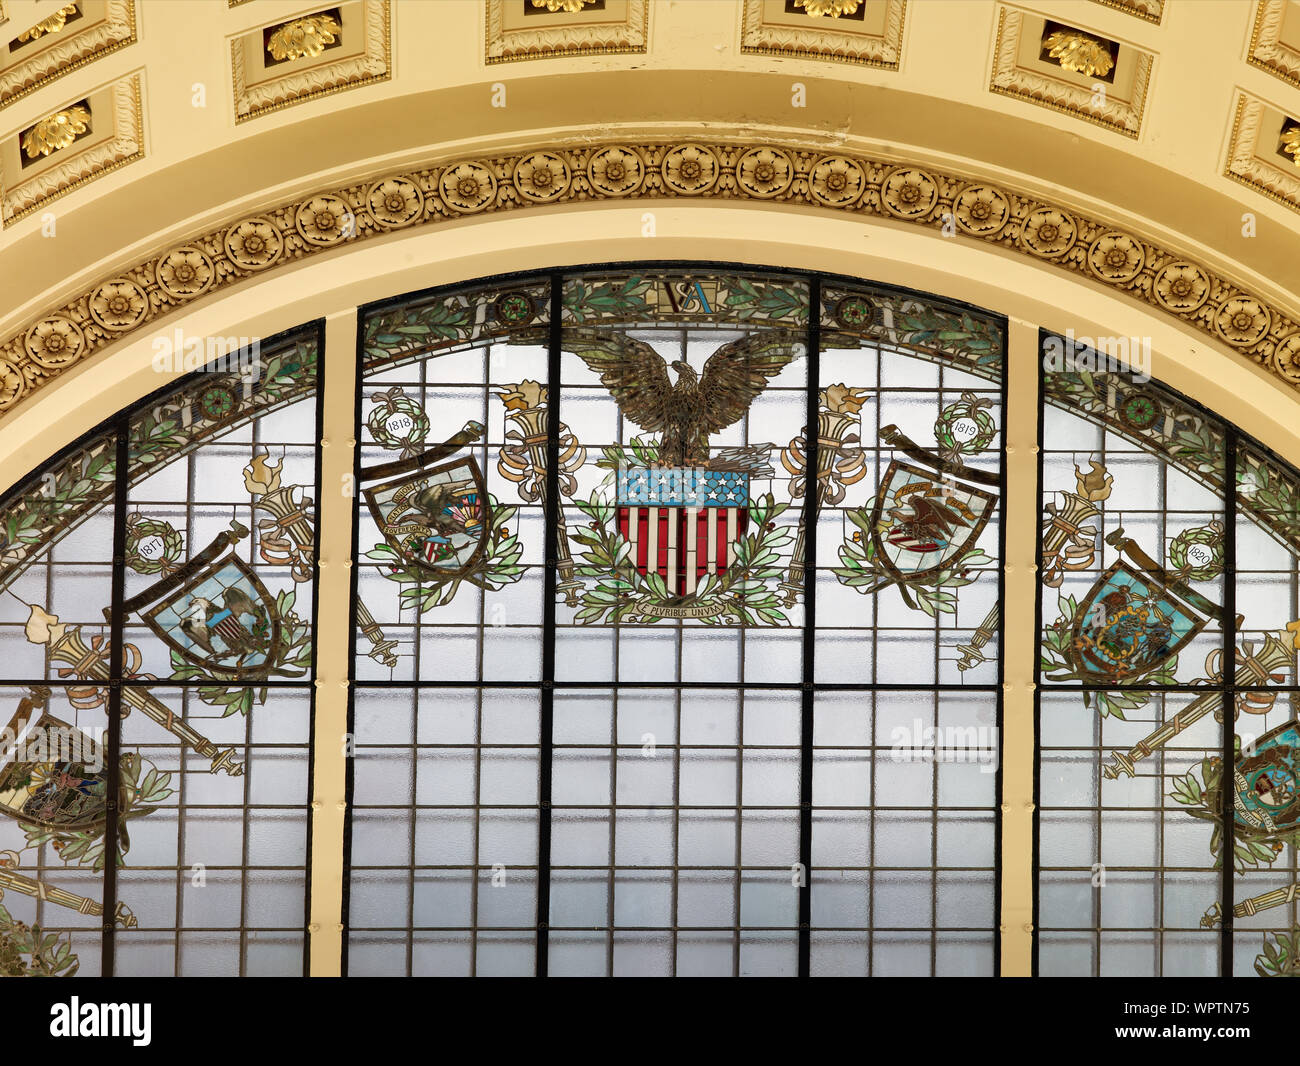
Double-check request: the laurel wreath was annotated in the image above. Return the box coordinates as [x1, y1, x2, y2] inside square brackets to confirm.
[124, 517, 184, 575]
[933, 394, 997, 457]
[1166, 523, 1224, 581]
[366, 393, 431, 456]
[366, 495, 523, 613]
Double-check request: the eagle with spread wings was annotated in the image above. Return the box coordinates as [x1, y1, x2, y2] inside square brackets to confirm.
[567, 329, 803, 467]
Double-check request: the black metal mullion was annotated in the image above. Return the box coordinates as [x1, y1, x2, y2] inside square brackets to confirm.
[535, 274, 564, 976]
[797, 278, 821, 977]
[1221, 432, 1237, 976]
[1031, 330, 1046, 977]
[100, 425, 130, 976]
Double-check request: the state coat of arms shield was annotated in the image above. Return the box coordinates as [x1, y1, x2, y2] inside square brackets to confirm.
[868, 459, 997, 583]
[363, 457, 490, 579]
[138, 554, 283, 677]
[1065, 561, 1206, 683]
[1235, 720, 1300, 839]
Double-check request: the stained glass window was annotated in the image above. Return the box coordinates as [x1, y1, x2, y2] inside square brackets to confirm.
[345, 269, 1005, 976]
[18, 264, 1300, 978]
[0, 326, 319, 976]
[1036, 330, 1300, 977]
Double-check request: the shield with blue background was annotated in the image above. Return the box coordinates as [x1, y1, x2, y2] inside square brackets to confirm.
[616, 466, 750, 598]
[1066, 561, 1205, 683]
[143, 555, 282, 677]
[1235, 720, 1300, 839]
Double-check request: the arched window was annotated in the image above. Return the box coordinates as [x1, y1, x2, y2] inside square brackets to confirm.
[346, 268, 1004, 976]
[1037, 332, 1300, 978]
[2, 264, 1295, 978]
[0, 326, 319, 975]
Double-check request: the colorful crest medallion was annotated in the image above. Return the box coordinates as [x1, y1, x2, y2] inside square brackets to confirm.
[363, 457, 490, 579]
[139, 554, 282, 677]
[0, 699, 109, 833]
[868, 459, 997, 584]
[1065, 561, 1206, 683]
[1235, 720, 1300, 839]
[616, 466, 751, 598]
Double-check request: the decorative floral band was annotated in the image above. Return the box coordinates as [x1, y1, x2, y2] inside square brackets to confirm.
[2, 139, 1297, 416]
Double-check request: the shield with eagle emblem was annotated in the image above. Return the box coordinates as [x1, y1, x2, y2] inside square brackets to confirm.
[1235, 720, 1300, 839]
[563, 323, 802, 616]
[1065, 561, 1205, 683]
[363, 457, 490, 579]
[868, 459, 997, 583]
[139, 554, 283, 677]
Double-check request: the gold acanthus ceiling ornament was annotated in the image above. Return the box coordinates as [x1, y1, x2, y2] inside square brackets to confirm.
[266, 13, 342, 62]
[1283, 127, 1300, 168]
[530, 0, 598, 11]
[1043, 29, 1115, 78]
[15, 2, 77, 43]
[19, 104, 90, 160]
[793, 0, 865, 15]
[2, 139, 1299, 416]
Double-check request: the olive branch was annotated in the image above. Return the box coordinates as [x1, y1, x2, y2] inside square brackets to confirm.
[1168, 748, 1296, 873]
[0, 906, 78, 977]
[568, 484, 794, 627]
[1254, 928, 1300, 977]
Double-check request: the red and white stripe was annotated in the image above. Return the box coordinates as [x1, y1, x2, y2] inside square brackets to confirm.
[617, 506, 749, 596]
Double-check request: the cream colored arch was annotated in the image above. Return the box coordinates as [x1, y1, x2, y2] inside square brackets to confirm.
[3, 201, 1299, 977]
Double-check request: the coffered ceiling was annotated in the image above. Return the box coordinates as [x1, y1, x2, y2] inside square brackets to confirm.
[0, 0, 1297, 353]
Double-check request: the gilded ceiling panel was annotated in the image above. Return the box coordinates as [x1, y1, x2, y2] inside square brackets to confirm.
[0, 71, 142, 225]
[230, 0, 390, 123]
[485, 0, 648, 64]
[739, 0, 906, 68]
[0, 1, 136, 109]
[990, 5, 1153, 138]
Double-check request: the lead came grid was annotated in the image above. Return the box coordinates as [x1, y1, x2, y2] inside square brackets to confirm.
[1036, 342, 1234, 976]
[0, 326, 322, 976]
[344, 269, 1006, 976]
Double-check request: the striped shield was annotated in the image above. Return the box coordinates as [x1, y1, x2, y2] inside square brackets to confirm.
[616, 467, 750, 597]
